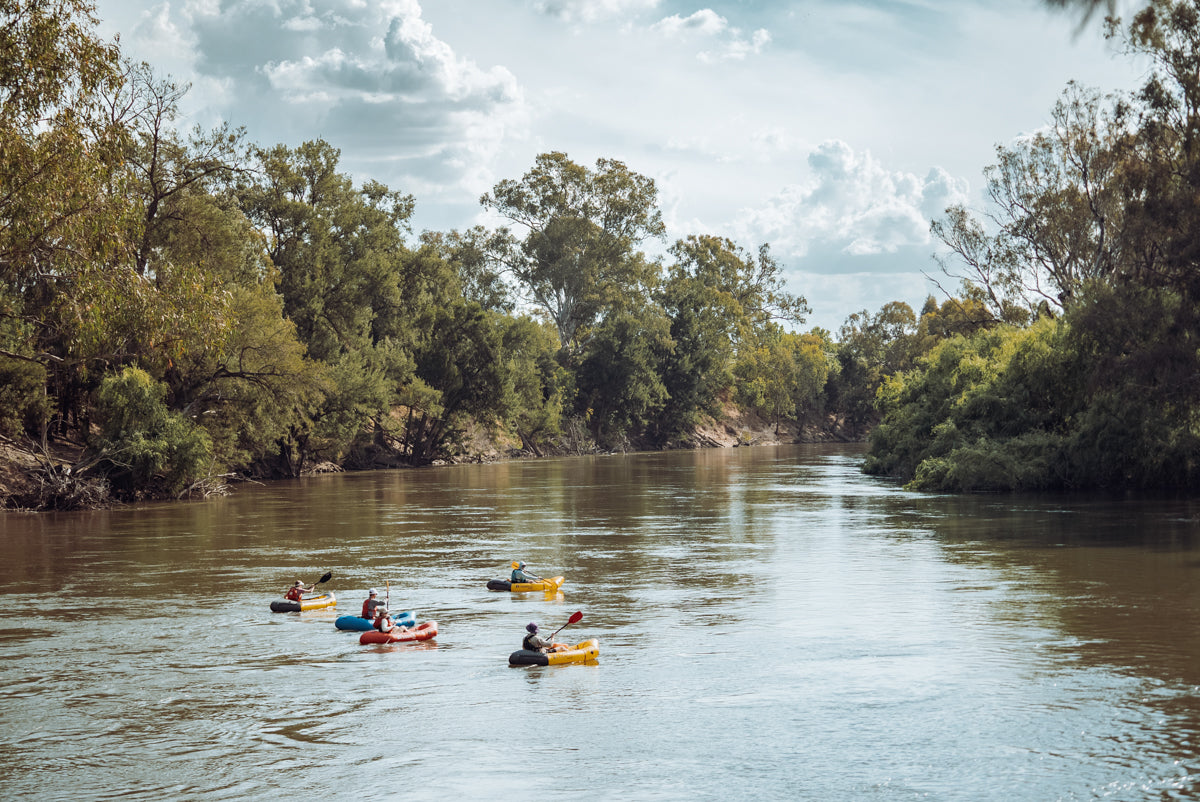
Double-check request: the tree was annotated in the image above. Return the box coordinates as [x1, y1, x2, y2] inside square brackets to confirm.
[0, 0, 135, 444]
[932, 82, 1129, 321]
[668, 235, 810, 340]
[733, 329, 833, 433]
[404, 302, 511, 463]
[92, 366, 214, 497]
[824, 301, 920, 431]
[481, 152, 665, 353]
[419, 227, 514, 314]
[239, 139, 416, 363]
[111, 61, 247, 278]
[575, 300, 672, 447]
[498, 316, 565, 457]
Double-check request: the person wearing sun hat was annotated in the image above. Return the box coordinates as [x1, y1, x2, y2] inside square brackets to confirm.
[285, 579, 314, 602]
[511, 561, 542, 583]
[373, 607, 396, 633]
[521, 622, 563, 653]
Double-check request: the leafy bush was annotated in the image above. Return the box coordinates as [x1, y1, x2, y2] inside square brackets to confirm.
[94, 367, 214, 496]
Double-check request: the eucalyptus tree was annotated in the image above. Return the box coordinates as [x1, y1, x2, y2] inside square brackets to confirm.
[110, 61, 248, 278]
[733, 328, 834, 434]
[0, 0, 132, 443]
[240, 139, 416, 364]
[419, 227, 515, 314]
[480, 151, 665, 354]
[866, 0, 1200, 492]
[654, 235, 811, 437]
[932, 82, 1131, 321]
[235, 140, 427, 471]
[574, 298, 672, 448]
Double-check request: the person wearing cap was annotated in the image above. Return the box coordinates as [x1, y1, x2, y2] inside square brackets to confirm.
[285, 579, 315, 602]
[511, 561, 541, 583]
[374, 607, 406, 634]
[522, 622, 564, 653]
[361, 588, 384, 620]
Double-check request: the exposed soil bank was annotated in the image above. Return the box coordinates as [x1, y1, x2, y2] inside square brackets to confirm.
[0, 410, 865, 511]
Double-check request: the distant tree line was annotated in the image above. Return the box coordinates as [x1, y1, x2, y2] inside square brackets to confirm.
[7, 0, 1193, 508]
[0, 0, 937, 508]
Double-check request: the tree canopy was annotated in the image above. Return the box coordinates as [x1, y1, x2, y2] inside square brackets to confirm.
[9, 0, 1200, 508]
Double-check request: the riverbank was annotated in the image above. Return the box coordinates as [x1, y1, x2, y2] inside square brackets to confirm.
[0, 408, 865, 511]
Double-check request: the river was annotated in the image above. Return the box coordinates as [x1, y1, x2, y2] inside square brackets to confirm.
[0, 444, 1197, 800]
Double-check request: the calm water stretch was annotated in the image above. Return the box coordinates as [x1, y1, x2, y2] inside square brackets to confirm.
[1, 444, 1198, 800]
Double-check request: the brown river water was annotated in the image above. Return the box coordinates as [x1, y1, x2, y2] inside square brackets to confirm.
[0, 444, 1198, 800]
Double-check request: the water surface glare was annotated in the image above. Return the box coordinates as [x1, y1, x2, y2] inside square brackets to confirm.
[1, 444, 1199, 800]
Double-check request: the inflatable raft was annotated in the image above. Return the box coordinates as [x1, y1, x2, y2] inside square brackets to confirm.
[335, 611, 415, 631]
[359, 621, 438, 645]
[270, 592, 336, 613]
[509, 638, 599, 666]
[486, 576, 565, 593]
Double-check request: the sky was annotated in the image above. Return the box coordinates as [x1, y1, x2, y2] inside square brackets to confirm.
[92, 0, 1148, 333]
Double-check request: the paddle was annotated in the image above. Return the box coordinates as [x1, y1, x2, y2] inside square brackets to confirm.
[547, 610, 583, 641]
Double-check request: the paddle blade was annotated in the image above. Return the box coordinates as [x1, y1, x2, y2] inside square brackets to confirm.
[318, 571, 332, 584]
[568, 610, 583, 624]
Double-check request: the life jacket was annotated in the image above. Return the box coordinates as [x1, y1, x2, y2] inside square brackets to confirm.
[523, 632, 541, 651]
[375, 616, 392, 632]
[285, 586, 303, 602]
[362, 599, 379, 618]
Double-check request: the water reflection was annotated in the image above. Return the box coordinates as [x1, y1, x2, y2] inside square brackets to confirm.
[1, 444, 1199, 799]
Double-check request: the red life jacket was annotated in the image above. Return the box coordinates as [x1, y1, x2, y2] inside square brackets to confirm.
[286, 586, 303, 602]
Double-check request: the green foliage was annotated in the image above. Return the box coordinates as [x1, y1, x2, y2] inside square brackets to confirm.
[419, 227, 514, 314]
[653, 235, 812, 441]
[0, 355, 51, 439]
[94, 367, 213, 496]
[403, 302, 513, 462]
[826, 301, 922, 430]
[481, 151, 665, 352]
[575, 302, 672, 447]
[932, 82, 1128, 320]
[498, 316, 565, 455]
[864, 317, 1070, 488]
[866, 285, 1200, 491]
[734, 328, 831, 425]
[239, 139, 415, 364]
[865, 2, 1200, 493]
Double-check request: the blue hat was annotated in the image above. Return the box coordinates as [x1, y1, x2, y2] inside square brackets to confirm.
[526, 622, 538, 633]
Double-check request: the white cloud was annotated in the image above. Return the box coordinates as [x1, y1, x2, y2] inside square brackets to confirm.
[118, 0, 527, 205]
[734, 140, 969, 263]
[699, 26, 769, 63]
[651, 9, 769, 62]
[652, 9, 727, 37]
[533, 0, 661, 24]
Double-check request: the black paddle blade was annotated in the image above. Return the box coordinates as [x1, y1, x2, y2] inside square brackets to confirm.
[318, 572, 332, 584]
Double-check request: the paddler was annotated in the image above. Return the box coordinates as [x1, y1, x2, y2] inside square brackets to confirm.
[361, 588, 384, 619]
[285, 579, 315, 602]
[522, 622, 564, 653]
[511, 561, 541, 584]
[374, 607, 407, 634]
